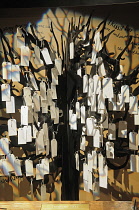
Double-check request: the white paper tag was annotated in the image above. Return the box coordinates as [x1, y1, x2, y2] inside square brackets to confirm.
[88, 170, 92, 190]
[87, 153, 93, 172]
[43, 123, 49, 146]
[93, 129, 100, 148]
[6, 96, 15, 113]
[108, 123, 116, 140]
[2, 159, 10, 176]
[40, 81, 47, 100]
[86, 118, 94, 136]
[25, 159, 34, 177]
[80, 136, 86, 151]
[75, 153, 79, 171]
[55, 58, 62, 75]
[20, 46, 30, 66]
[18, 128, 26, 144]
[98, 90, 105, 111]
[69, 109, 73, 128]
[129, 96, 138, 114]
[91, 94, 96, 112]
[92, 151, 97, 169]
[129, 132, 138, 150]
[51, 84, 57, 100]
[83, 75, 88, 93]
[34, 46, 42, 65]
[33, 91, 40, 112]
[36, 164, 44, 180]
[98, 57, 106, 77]
[54, 107, 59, 124]
[6, 153, 15, 172]
[108, 94, 117, 111]
[47, 89, 53, 106]
[51, 139, 57, 158]
[70, 113, 77, 130]
[106, 142, 114, 159]
[102, 78, 114, 99]
[130, 155, 138, 172]
[0, 138, 9, 155]
[70, 42, 74, 59]
[36, 129, 45, 154]
[8, 119, 17, 136]
[41, 184, 46, 201]
[83, 162, 88, 181]
[118, 121, 127, 138]
[51, 68, 58, 85]
[76, 102, 80, 119]
[98, 154, 107, 188]
[29, 72, 38, 90]
[50, 104, 56, 119]
[84, 179, 89, 192]
[81, 106, 86, 124]
[14, 159, 22, 176]
[121, 85, 129, 103]
[23, 87, 32, 107]
[134, 108, 139, 125]
[88, 78, 93, 97]
[11, 65, 20, 82]
[2, 62, 12, 80]
[93, 75, 101, 95]
[1, 84, 11, 101]
[21, 106, 28, 125]
[94, 31, 102, 52]
[41, 158, 49, 174]
[102, 113, 108, 129]
[117, 93, 125, 111]
[77, 67, 82, 77]
[91, 48, 97, 64]
[41, 48, 53, 65]
[24, 125, 32, 143]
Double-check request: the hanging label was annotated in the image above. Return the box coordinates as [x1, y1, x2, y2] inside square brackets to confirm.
[84, 179, 89, 193]
[51, 84, 57, 100]
[36, 164, 44, 180]
[25, 159, 34, 177]
[43, 123, 49, 146]
[40, 81, 47, 100]
[11, 65, 20, 82]
[121, 85, 130, 103]
[2, 159, 10, 176]
[6, 153, 15, 172]
[130, 155, 138, 172]
[55, 58, 62, 75]
[102, 113, 108, 129]
[117, 94, 125, 111]
[75, 153, 79, 171]
[108, 123, 116, 140]
[69, 109, 73, 128]
[81, 106, 86, 124]
[134, 108, 139, 125]
[83, 162, 88, 181]
[51, 139, 57, 158]
[33, 91, 40, 112]
[8, 119, 17, 136]
[34, 46, 41, 65]
[50, 104, 56, 119]
[93, 75, 101, 95]
[88, 170, 92, 190]
[93, 129, 100, 148]
[108, 94, 117, 111]
[90, 94, 96, 112]
[1, 84, 11, 101]
[70, 42, 74, 59]
[36, 129, 45, 154]
[118, 121, 127, 138]
[77, 67, 82, 77]
[76, 102, 80, 119]
[41, 48, 53, 65]
[129, 96, 138, 114]
[41, 158, 49, 174]
[106, 142, 114, 159]
[94, 31, 102, 52]
[24, 125, 32, 142]
[29, 72, 38, 90]
[2, 62, 12, 80]
[14, 159, 22, 176]
[54, 107, 59, 124]
[18, 128, 26, 144]
[83, 75, 88, 93]
[102, 78, 114, 98]
[87, 153, 93, 172]
[71, 113, 77, 130]
[23, 87, 32, 107]
[129, 132, 138, 150]
[28, 106, 33, 124]
[20, 46, 30, 66]
[98, 90, 105, 112]
[80, 136, 86, 151]
[21, 105, 28, 125]
[92, 151, 97, 169]
[91, 48, 97, 64]
[98, 57, 106, 77]
[51, 68, 58, 85]
[98, 154, 107, 189]
[47, 89, 53, 106]
[88, 78, 93, 97]
[6, 96, 15, 113]
[86, 118, 94, 136]
[0, 138, 9, 155]
[41, 184, 46, 201]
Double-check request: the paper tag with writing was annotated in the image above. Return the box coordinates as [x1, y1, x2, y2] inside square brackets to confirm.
[108, 123, 116, 140]
[41, 48, 53, 65]
[25, 159, 34, 177]
[33, 91, 40, 112]
[18, 128, 26, 144]
[134, 108, 139, 125]
[80, 136, 86, 151]
[92, 150, 97, 169]
[81, 105, 86, 124]
[93, 75, 101, 95]
[69, 109, 73, 128]
[24, 125, 32, 143]
[75, 153, 79, 171]
[21, 106, 28, 125]
[1, 84, 11, 101]
[51, 68, 58, 85]
[93, 129, 100, 148]
[102, 78, 114, 98]
[129, 96, 138, 114]
[41, 184, 46, 201]
[76, 102, 80, 119]
[6, 96, 15, 113]
[129, 132, 138, 150]
[6, 153, 15, 172]
[106, 142, 114, 159]
[14, 159, 22, 176]
[36, 164, 44, 180]
[11, 65, 20, 82]
[20, 46, 30, 66]
[83, 75, 88, 93]
[23, 87, 32, 107]
[2, 62, 12, 80]
[51, 139, 57, 158]
[55, 58, 62, 75]
[70, 42, 74, 59]
[118, 121, 127, 138]
[8, 119, 17, 136]
[86, 118, 94, 136]
[121, 85, 129, 103]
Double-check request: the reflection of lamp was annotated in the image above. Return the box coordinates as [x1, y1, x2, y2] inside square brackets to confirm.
[0, 11, 139, 202]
